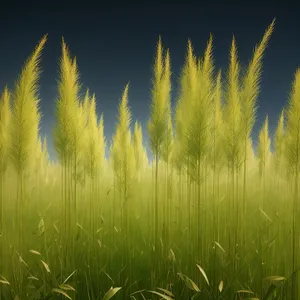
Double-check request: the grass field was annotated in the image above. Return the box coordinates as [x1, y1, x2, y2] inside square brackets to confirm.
[0, 20, 300, 299]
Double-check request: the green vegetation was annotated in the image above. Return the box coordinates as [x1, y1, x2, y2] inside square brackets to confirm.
[0, 20, 299, 299]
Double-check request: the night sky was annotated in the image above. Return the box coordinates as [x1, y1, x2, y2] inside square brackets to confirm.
[0, 1, 299, 160]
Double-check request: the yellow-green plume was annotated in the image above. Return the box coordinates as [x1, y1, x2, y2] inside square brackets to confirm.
[10, 35, 47, 174]
[0, 87, 11, 173]
[258, 115, 271, 179]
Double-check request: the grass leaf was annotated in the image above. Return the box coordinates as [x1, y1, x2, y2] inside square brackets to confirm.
[0, 279, 10, 285]
[196, 264, 210, 286]
[214, 241, 226, 253]
[156, 287, 174, 298]
[102, 287, 122, 300]
[41, 260, 51, 273]
[62, 270, 77, 284]
[52, 288, 72, 300]
[59, 284, 76, 292]
[29, 249, 41, 256]
[177, 273, 200, 292]
[264, 276, 285, 282]
[147, 290, 174, 300]
[218, 280, 223, 292]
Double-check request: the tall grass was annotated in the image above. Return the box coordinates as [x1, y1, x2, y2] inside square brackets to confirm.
[1, 21, 300, 300]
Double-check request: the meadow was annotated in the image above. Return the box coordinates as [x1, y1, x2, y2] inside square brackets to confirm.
[0, 19, 299, 299]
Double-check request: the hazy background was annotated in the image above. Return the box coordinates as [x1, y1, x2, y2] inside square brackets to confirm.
[0, 1, 299, 160]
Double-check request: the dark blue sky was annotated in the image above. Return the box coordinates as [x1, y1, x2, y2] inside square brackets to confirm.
[0, 1, 299, 159]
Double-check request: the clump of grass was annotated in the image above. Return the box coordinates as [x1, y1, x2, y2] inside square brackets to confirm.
[0, 20, 298, 300]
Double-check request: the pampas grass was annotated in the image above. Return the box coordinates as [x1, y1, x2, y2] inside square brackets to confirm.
[2, 21, 300, 300]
